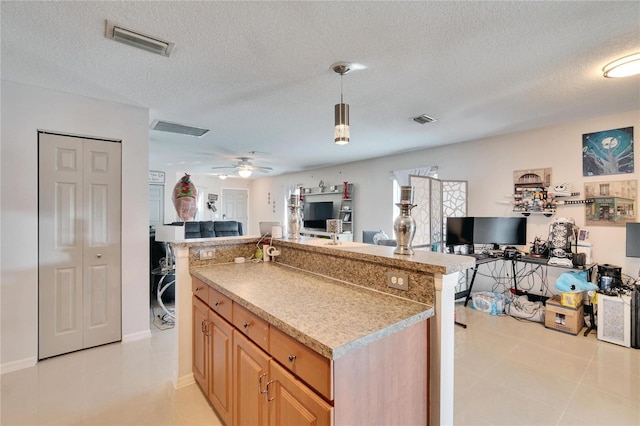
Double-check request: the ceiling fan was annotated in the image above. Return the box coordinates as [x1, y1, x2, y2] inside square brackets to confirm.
[211, 157, 273, 178]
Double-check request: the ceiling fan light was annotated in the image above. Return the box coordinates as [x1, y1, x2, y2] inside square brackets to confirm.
[238, 169, 252, 178]
[334, 103, 350, 145]
[603, 52, 640, 78]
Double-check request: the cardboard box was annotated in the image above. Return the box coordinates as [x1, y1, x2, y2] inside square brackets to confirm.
[545, 295, 584, 335]
[560, 292, 583, 309]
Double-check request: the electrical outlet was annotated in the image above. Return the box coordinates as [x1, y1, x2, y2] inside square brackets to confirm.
[200, 249, 214, 260]
[387, 271, 409, 291]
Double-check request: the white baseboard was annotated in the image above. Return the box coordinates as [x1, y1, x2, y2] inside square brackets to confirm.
[175, 373, 195, 389]
[122, 329, 152, 343]
[0, 356, 37, 375]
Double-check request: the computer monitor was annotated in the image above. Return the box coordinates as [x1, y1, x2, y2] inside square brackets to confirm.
[445, 217, 474, 247]
[626, 222, 640, 258]
[473, 217, 527, 248]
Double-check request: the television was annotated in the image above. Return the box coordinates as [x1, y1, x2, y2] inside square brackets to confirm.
[473, 217, 527, 248]
[303, 201, 333, 230]
[626, 222, 640, 258]
[445, 217, 474, 247]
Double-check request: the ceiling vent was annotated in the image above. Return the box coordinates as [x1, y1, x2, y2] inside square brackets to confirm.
[105, 20, 175, 57]
[411, 114, 437, 125]
[150, 120, 209, 137]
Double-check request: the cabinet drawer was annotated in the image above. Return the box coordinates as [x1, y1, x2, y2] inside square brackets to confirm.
[208, 287, 232, 322]
[232, 303, 269, 352]
[192, 277, 208, 302]
[270, 326, 332, 400]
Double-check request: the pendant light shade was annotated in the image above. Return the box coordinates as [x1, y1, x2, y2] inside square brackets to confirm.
[334, 102, 350, 145]
[332, 62, 352, 145]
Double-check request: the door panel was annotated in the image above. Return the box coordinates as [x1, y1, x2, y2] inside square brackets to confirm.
[269, 361, 332, 426]
[233, 331, 269, 426]
[54, 267, 80, 334]
[82, 140, 121, 348]
[40, 136, 84, 359]
[222, 188, 248, 233]
[149, 184, 164, 228]
[39, 132, 121, 359]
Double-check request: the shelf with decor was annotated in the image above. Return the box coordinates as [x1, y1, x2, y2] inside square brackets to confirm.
[301, 183, 354, 237]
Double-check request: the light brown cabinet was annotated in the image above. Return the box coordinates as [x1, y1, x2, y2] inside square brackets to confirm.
[267, 359, 332, 425]
[193, 277, 332, 426]
[192, 276, 428, 425]
[192, 288, 233, 425]
[232, 330, 270, 426]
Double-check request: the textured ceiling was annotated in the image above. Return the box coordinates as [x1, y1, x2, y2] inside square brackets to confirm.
[2, 1, 639, 177]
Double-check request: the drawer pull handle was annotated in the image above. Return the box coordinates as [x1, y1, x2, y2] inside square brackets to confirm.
[266, 380, 275, 402]
[258, 373, 267, 394]
[214, 301, 220, 307]
[288, 354, 296, 362]
[195, 287, 203, 292]
[243, 322, 250, 329]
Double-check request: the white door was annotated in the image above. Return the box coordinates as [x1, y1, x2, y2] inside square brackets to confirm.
[149, 184, 164, 228]
[221, 188, 248, 233]
[39, 132, 122, 359]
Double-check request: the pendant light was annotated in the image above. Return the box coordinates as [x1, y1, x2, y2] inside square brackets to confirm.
[332, 62, 351, 145]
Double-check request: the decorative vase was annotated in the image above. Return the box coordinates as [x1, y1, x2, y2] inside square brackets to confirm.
[288, 195, 302, 239]
[172, 173, 198, 221]
[343, 181, 349, 199]
[394, 186, 417, 255]
[326, 219, 342, 245]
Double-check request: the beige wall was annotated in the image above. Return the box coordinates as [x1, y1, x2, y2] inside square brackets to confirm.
[1, 81, 150, 372]
[250, 109, 640, 286]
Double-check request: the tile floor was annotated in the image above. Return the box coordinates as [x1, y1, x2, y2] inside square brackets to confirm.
[454, 304, 640, 425]
[0, 320, 222, 426]
[1, 304, 638, 425]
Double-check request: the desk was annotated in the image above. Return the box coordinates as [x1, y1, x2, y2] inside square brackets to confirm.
[510, 258, 596, 301]
[454, 257, 498, 306]
[456, 256, 597, 307]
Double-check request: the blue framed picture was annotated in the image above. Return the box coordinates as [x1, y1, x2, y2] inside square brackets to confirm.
[582, 126, 634, 176]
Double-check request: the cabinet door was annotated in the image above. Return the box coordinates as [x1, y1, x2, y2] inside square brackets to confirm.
[209, 311, 234, 425]
[268, 361, 332, 426]
[233, 331, 270, 426]
[192, 296, 209, 392]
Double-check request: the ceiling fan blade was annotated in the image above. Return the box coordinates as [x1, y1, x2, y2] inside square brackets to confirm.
[252, 165, 273, 172]
[211, 166, 236, 170]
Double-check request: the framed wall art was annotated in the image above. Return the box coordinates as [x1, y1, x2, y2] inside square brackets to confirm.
[584, 179, 636, 226]
[582, 126, 634, 176]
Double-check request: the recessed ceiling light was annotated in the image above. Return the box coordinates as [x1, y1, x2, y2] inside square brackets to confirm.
[105, 20, 175, 57]
[411, 114, 437, 125]
[150, 120, 209, 137]
[603, 52, 640, 78]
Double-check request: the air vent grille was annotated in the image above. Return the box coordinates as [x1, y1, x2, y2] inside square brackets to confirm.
[105, 20, 174, 57]
[411, 114, 437, 125]
[150, 120, 209, 137]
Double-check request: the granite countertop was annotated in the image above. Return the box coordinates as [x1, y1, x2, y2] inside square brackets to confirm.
[191, 262, 433, 360]
[278, 237, 475, 275]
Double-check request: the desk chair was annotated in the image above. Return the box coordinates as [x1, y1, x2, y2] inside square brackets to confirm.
[362, 230, 378, 244]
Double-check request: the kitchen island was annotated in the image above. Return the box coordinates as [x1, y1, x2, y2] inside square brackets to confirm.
[158, 234, 473, 425]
